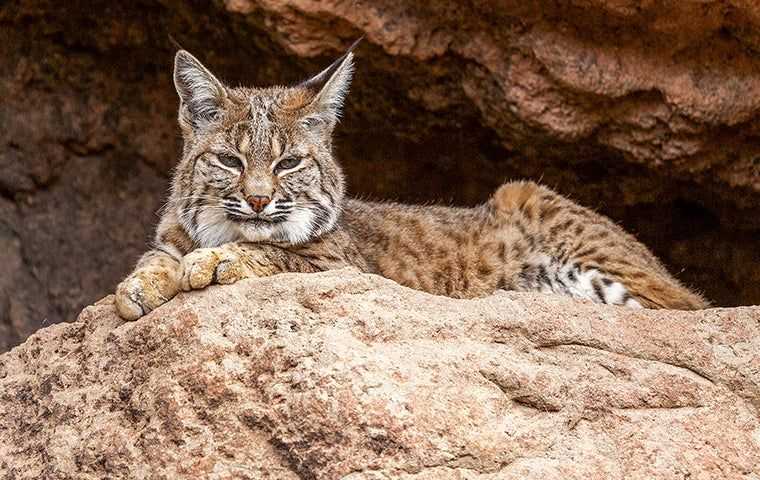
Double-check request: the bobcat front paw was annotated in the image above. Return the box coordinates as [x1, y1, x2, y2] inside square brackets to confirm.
[180, 247, 248, 291]
[115, 267, 179, 321]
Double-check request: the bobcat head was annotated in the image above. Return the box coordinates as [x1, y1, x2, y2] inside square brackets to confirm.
[169, 42, 356, 247]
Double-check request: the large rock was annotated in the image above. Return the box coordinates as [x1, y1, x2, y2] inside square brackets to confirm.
[1, 0, 759, 351]
[1, 269, 758, 479]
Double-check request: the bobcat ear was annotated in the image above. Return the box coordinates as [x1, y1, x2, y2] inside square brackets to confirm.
[300, 38, 360, 126]
[173, 50, 227, 131]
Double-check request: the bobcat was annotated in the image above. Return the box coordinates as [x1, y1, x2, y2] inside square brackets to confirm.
[114, 43, 707, 320]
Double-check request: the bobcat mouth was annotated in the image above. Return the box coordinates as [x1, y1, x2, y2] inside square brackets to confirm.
[222, 198, 292, 225]
[225, 212, 286, 225]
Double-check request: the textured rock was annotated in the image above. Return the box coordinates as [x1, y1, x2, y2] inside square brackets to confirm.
[242, 0, 760, 185]
[2, 0, 760, 352]
[1, 269, 759, 479]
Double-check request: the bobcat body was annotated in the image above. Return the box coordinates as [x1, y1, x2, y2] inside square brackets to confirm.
[114, 45, 707, 320]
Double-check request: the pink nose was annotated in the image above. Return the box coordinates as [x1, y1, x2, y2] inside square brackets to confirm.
[246, 195, 271, 213]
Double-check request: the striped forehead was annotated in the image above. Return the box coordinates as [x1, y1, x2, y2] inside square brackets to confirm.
[233, 98, 283, 162]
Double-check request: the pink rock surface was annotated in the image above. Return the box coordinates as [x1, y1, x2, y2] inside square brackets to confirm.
[1, 269, 758, 478]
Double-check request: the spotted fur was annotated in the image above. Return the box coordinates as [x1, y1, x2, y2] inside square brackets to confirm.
[114, 44, 707, 320]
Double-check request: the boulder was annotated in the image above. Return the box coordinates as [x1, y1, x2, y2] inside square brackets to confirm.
[1, 269, 758, 479]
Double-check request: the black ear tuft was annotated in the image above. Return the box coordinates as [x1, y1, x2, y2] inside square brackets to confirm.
[299, 38, 362, 124]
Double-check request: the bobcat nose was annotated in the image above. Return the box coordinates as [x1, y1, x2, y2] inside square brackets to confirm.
[246, 195, 271, 213]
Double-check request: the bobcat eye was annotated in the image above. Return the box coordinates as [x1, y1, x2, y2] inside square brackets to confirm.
[276, 156, 301, 172]
[217, 154, 243, 170]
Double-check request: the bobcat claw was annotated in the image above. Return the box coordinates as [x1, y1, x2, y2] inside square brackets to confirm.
[215, 258, 245, 284]
[114, 276, 146, 321]
[115, 268, 178, 321]
[180, 247, 247, 291]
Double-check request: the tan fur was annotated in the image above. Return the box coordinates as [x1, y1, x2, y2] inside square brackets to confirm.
[342, 182, 706, 309]
[114, 48, 707, 321]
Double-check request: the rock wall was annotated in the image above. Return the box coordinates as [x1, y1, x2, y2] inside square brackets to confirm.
[1, 270, 758, 478]
[2, 0, 760, 351]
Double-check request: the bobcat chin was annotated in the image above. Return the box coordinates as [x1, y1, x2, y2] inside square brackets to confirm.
[114, 42, 707, 320]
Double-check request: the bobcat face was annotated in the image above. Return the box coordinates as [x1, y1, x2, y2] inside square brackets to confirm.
[171, 45, 356, 247]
